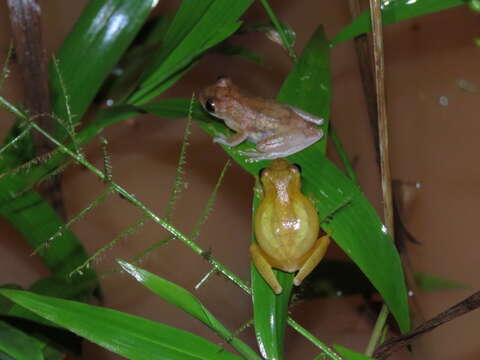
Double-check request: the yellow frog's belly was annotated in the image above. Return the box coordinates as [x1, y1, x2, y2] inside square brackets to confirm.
[254, 204, 319, 272]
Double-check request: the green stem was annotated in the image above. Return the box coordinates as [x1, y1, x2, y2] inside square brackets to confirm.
[365, 303, 389, 356]
[30, 121, 251, 294]
[0, 95, 27, 119]
[287, 318, 343, 360]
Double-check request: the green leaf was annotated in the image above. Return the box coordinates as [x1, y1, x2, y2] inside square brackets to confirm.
[331, 0, 467, 46]
[211, 42, 264, 65]
[127, 0, 254, 105]
[414, 272, 469, 292]
[118, 260, 260, 360]
[333, 345, 374, 360]
[248, 25, 331, 360]
[51, 0, 156, 129]
[0, 321, 43, 360]
[100, 15, 174, 103]
[0, 289, 242, 360]
[8, 275, 98, 328]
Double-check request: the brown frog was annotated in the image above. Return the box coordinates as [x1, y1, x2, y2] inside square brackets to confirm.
[199, 77, 324, 161]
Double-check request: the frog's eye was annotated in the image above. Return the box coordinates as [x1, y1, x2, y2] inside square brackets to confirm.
[205, 99, 216, 113]
[292, 163, 302, 173]
[259, 167, 267, 178]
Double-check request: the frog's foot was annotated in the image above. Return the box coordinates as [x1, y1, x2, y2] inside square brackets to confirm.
[213, 131, 248, 147]
[238, 149, 274, 162]
[293, 234, 330, 286]
[250, 243, 282, 294]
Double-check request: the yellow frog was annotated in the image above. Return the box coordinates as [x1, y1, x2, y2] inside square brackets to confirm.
[199, 77, 324, 161]
[250, 159, 330, 294]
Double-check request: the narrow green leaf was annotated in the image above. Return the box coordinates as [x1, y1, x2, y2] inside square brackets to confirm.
[331, 0, 466, 46]
[128, 0, 254, 105]
[51, 0, 156, 129]
[0, 321, 43, 360]
[414, 272, 469, 292]
[8, 275, 98, 328]
[250, 258, 293, 360]
[0, 289, 242, 360]
[118, 260, 261, 360]
[333, 345, 374, 360]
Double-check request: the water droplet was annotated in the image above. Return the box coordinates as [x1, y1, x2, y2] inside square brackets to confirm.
[439, 96, 449, 107]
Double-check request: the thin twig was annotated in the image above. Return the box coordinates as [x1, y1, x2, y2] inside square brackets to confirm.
[7, 0, 66, 218]
[347, 0, 380, 165]
[373, 291, 480, 359]
[365, 0, 397, 355]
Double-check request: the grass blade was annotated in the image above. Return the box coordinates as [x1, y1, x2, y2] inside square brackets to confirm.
[51, 0, 156, 130]
[119, 260, 261, 360]
[127, 0, 254, 105]
[0, 289, 243, 360]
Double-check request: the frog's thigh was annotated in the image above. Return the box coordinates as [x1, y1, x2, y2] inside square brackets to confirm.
[287, 105, 324, 125]
[256, 129, 323, 157]
[293, 235, 330, 286]
[250, 243, 283, 294]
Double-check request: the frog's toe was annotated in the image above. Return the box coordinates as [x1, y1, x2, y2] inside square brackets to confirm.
[238, 150, 277, 162]
[213, 135, 229, 145]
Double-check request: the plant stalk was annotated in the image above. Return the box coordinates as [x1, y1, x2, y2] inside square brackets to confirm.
[365, 0, 397, 355]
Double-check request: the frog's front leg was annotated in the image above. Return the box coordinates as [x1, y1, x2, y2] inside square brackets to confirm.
[293, 234, 330, 286]
[239, 128, 323, 161]
[250, 243, 282, 294]
[213, 130, 248, 147]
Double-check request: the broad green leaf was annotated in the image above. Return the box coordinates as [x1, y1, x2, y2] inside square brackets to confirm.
[0, 321, 43, 360]
[334, 345, 374, 360]
[127, 0, 254, 105]
[331, 0, 467, 46]
[249, 25, 331, 360]
[0, 289, 242, 360]
[100, 15, 173, 103]
[414, 272, 469, 292]
[118, 260, 261, 360]
[51, 0, 156, 129]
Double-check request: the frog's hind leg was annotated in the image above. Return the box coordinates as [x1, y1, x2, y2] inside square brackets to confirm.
[250, 243, 282, 294]
[293, 234, 330, 286]
[239, 128, 323, 161]
[287, 105, 324, 125]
